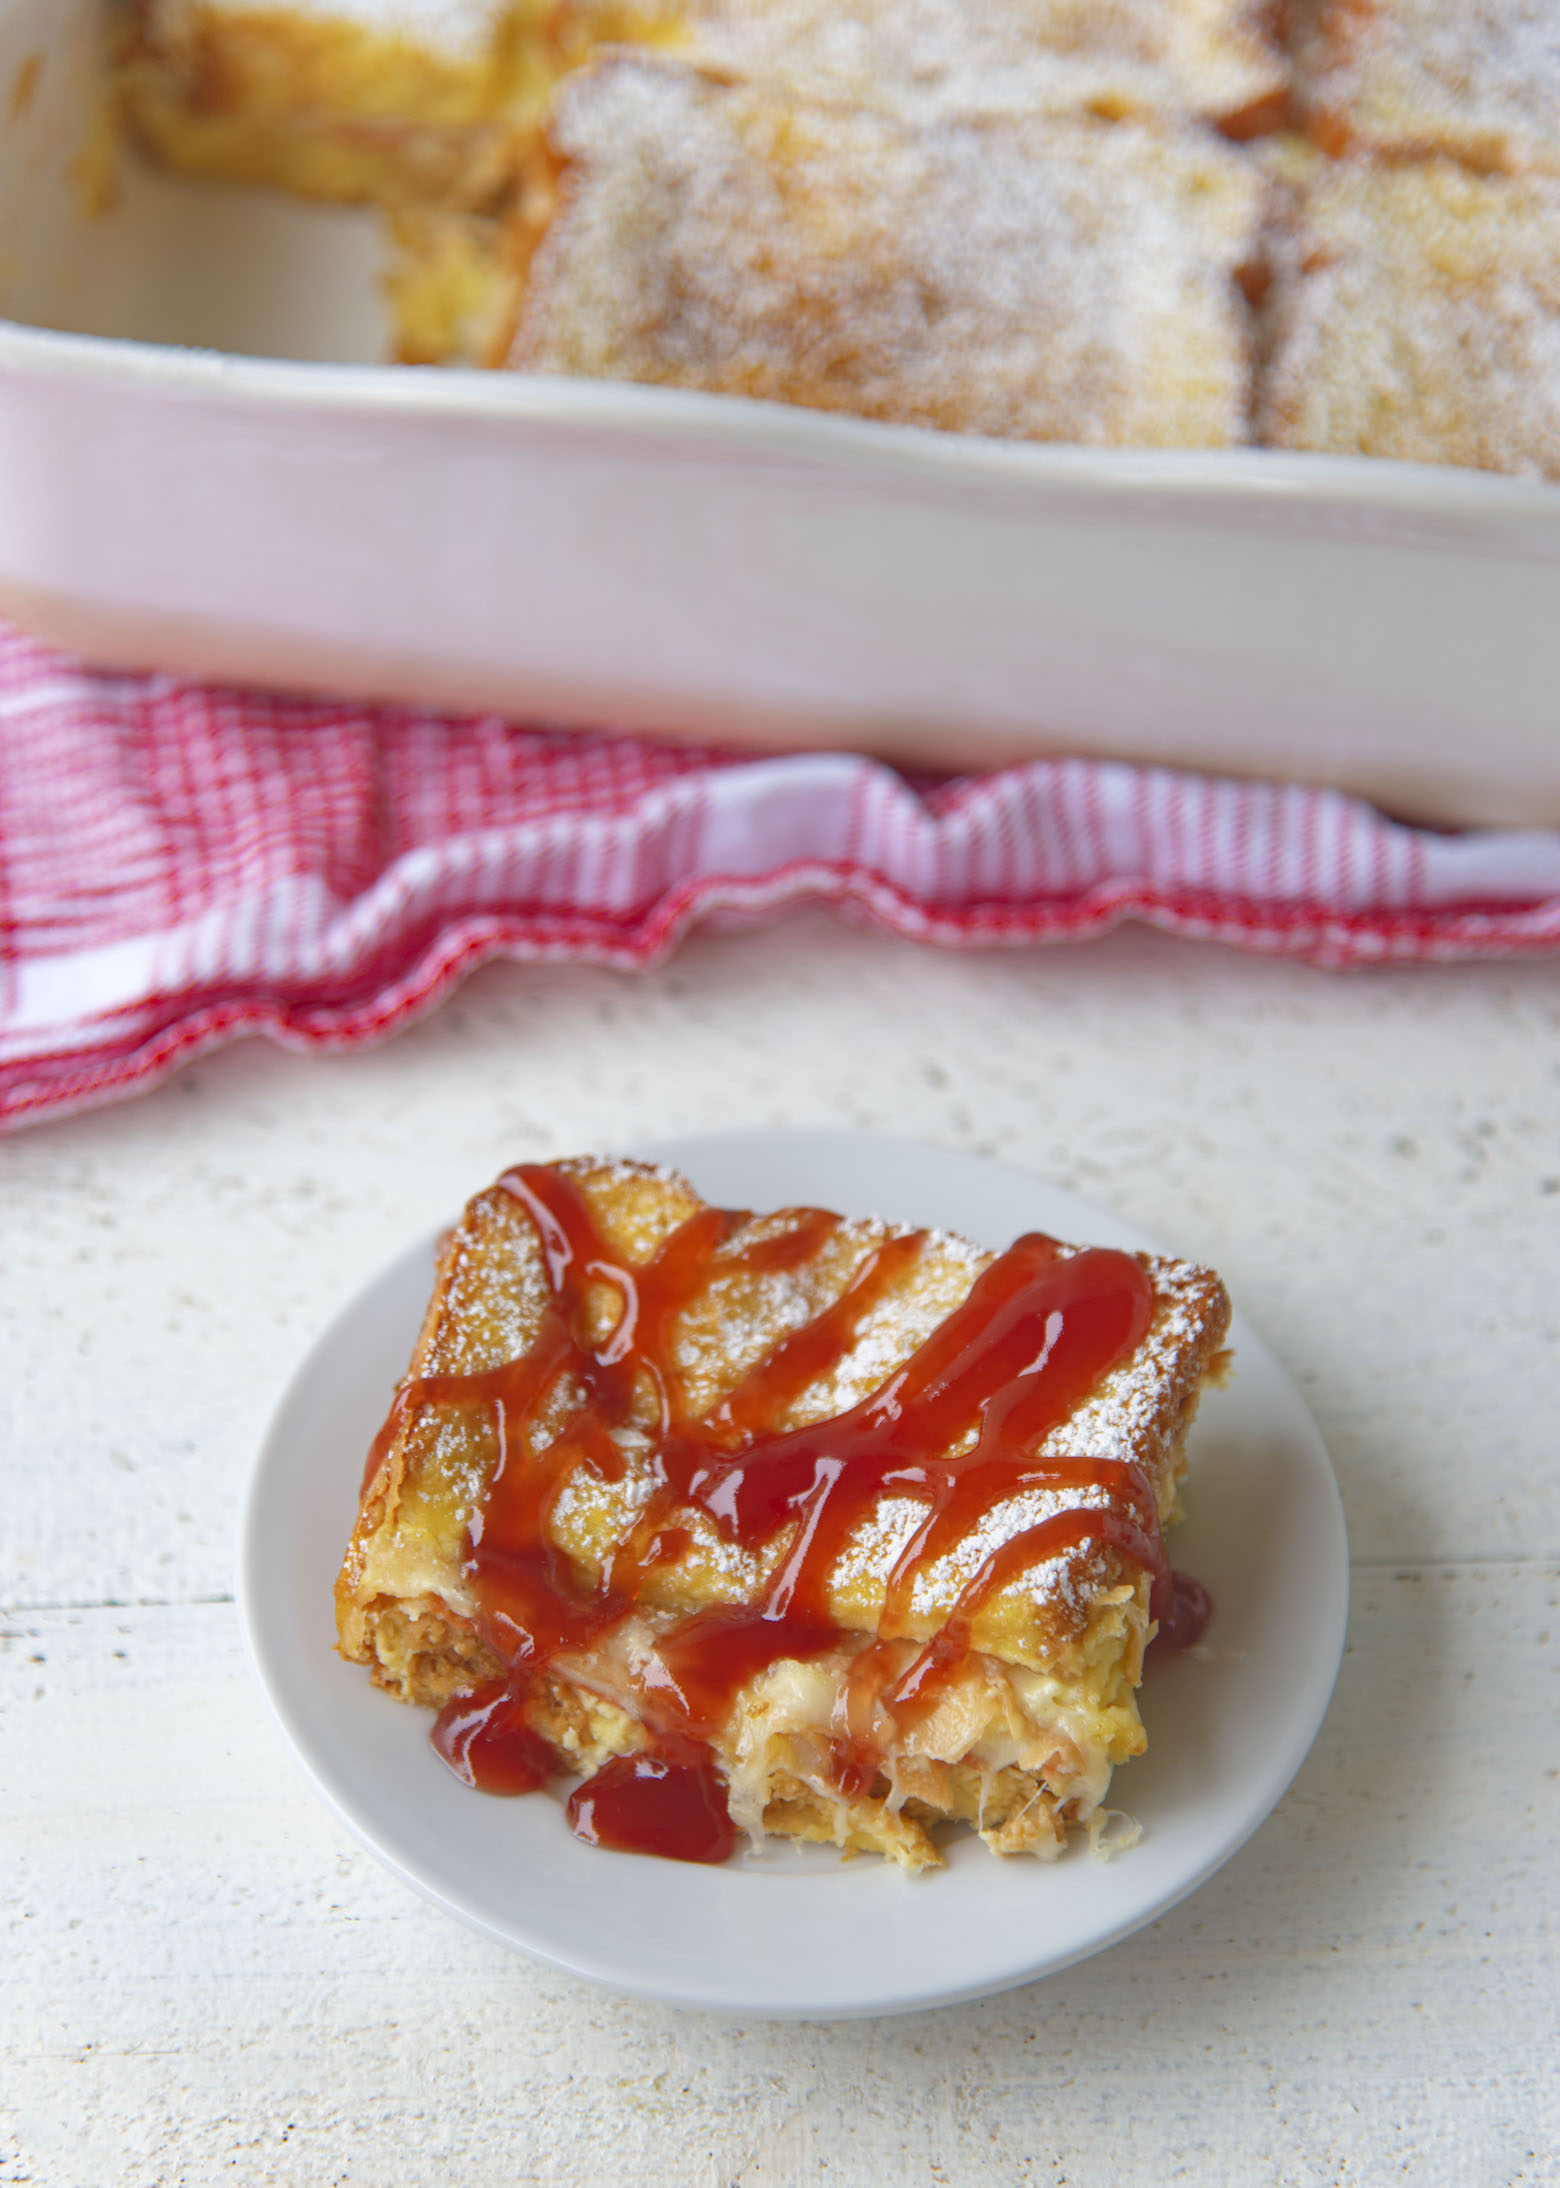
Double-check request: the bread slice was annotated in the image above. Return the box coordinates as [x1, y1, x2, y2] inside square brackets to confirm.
[1261, 155, 1560, 479]
[669, 0, 1288, 135]
[337, 1156, 1232, 1869]
[116, 0, 550, 208]
[505, 55, 1266, 445]
[1294, 0, 1560, 177]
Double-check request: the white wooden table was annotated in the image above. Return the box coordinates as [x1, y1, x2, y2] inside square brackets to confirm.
[4, 914, 1558, 2187]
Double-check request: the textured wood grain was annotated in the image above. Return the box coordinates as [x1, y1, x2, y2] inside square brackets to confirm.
[2, 918, 1558, 2186]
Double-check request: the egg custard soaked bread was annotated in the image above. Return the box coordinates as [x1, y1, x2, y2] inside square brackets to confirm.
[1293, 0, 1560, 176]
[503, 56, 1265, 445]
[110, 0, 1560, 475]
[336, 1158, 1232, 1868]
[1261, 152, 1560, 477]
[113, 0, 632, 362]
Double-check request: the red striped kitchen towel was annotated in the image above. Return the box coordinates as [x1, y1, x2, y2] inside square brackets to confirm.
[2, 620, 1558, 1132]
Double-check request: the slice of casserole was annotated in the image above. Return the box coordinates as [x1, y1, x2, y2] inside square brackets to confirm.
[1261, 155, 1560, 479]
[503, 55, 1266, 445]
[336, 1157, 1232, 1869]
[115, 0, 553, 208]
[1294, 0, 1560, 177]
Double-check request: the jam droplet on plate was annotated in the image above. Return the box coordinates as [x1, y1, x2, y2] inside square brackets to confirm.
[567, 1742, 736, 1865]
[432, 1682, 553, 1794]
[1150, 1570, 1213, 1654]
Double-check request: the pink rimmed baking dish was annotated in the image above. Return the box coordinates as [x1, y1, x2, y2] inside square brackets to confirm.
[3, 0, 1559, 826]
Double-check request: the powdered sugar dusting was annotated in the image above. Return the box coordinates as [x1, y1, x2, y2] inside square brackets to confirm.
[1263, 159, 1560, 478]
[1299, 0, 1560, 174]
[677, 0, 1284, 126]
[560, 1153, 688, 1184]
[517, 57, 1263, 448]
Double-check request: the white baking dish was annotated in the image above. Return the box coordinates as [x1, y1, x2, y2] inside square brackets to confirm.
[2, 0, 1558, 825]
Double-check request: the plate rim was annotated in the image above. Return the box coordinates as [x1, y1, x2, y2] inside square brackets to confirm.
[237, 1127, 1351, 2018]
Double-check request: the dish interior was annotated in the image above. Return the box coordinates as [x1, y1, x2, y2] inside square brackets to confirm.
[0, 0, 383, 359]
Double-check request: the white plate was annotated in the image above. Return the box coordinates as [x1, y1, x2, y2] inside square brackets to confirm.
[239, 1130, 1349, 2018]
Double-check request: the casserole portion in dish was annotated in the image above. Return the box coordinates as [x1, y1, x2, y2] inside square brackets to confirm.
[119, 0, 1289, 186]
[1294, 0, 1560, 176]
[505, 57, 1265, 445]
[109, 0, 1560, 476]
[1263, 153, 1560, 477]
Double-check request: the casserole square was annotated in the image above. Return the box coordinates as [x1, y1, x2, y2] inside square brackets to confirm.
[507, 55, 1267, 445]
[117, 0, 546, 206]
[336, 1157, 1232, 1868]
[1262, 154, 1560, 477]
[1295, 0, 1560, 176]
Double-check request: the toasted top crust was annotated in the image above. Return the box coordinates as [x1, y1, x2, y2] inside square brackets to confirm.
[508, 56, 1266, 445]
[662, 0, 1287, 131]
[337, 1157, 1232, 1680]
[1294, 0, 1560, 175]
[1261, 156, 1560, 478]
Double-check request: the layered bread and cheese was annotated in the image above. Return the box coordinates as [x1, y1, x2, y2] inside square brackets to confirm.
[336, 1157, 1232, 1869]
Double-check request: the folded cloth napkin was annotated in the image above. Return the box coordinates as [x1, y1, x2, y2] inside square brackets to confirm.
[3, 621, 1558, 1132]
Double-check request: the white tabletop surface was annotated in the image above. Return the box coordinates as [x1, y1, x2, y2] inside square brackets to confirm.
[3, 913, 1557, 2186]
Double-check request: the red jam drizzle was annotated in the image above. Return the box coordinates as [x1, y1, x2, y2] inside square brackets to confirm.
[567, 1741, 736, 1865]
[432, 1680, 554, 1794]
[375, 1164, 1206, 1863]
[1149, 1569, 1213, 1654]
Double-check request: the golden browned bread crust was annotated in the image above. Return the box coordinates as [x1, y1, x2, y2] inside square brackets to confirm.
[669, 0, 1288, 132]
[507, 56, 1266, 446]
[118, 0, 549, 209]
